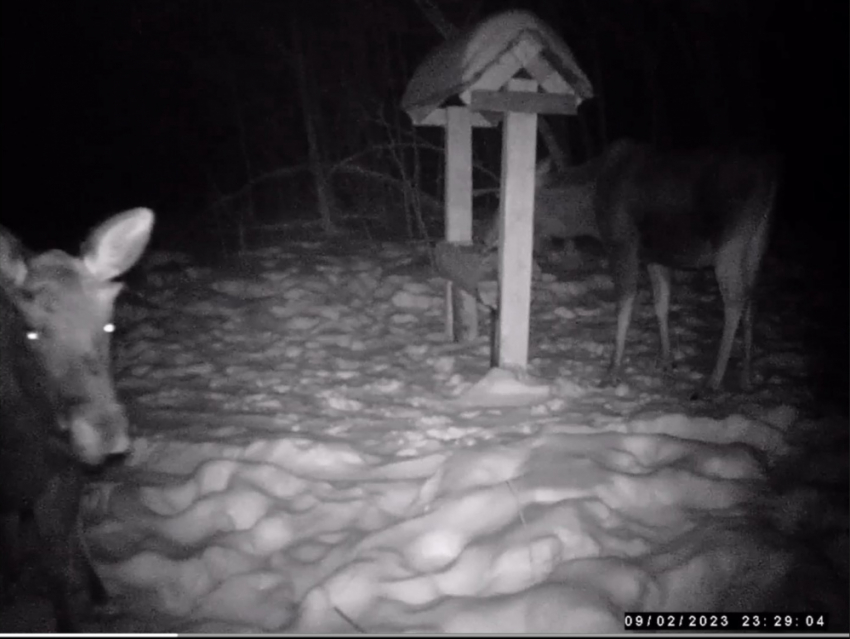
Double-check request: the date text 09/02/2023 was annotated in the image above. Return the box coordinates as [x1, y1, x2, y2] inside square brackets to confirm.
[624, 612, 829, 632]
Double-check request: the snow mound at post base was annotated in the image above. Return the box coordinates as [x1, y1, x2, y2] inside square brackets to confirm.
[83, 408, 846, 633]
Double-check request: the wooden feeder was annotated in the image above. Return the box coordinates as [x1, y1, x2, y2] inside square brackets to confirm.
[401, 11, 593, 406]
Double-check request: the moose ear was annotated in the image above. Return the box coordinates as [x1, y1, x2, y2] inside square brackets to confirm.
[0, 225, 29, 287]
[82, 208, 155, 281]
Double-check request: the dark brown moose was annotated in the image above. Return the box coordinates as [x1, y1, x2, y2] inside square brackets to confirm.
[594, 139, 779, 394]
[0, 207, 154, 631]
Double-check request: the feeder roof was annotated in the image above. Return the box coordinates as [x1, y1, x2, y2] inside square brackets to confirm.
[402, 10, 593, 124]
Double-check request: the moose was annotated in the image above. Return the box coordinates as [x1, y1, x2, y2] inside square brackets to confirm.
[594, 139, 779, 394]
[480, 155, 603, 255]
[0, 208, 154, 631]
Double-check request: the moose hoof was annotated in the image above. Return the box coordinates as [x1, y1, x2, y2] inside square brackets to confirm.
[599, 372, 621, 388]
[690, 381, 723, 402]
[656, 359, 676, 377]
[599, 370, 632, 396]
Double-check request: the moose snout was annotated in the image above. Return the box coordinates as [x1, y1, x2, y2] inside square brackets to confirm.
[107, 427, 132, 456]
[67, 406, 132, 466]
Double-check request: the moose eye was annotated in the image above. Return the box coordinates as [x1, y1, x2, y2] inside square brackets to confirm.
[104, 323, 115, 334]
[25, 330, 41, 341]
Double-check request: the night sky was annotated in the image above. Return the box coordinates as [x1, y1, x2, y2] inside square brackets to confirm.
[1, 0, 847, 254]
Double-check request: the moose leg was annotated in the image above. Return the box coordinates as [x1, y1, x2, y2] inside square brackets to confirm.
[602, 242, 640, 386]
[709, 239, 749, 391]
[647, 263, 674, 374]
[33, 468, 85, 632]
[739, 300, 754, 391]
[738, 214, 770, 391]
[710, 295, 744, 391]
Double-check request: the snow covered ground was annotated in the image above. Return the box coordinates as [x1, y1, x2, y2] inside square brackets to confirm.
[1, 238, 847, 633]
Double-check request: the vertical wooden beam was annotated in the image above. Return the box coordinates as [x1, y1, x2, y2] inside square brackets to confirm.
[496, 79, 539, 369]
[444, 106, 477, 341]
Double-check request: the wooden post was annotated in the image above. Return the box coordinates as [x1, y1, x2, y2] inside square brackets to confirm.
[443, 106, 477, 341]
[496, 79, 539, 369]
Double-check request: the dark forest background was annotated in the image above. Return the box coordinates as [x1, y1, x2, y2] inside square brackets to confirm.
[2, 0, 846, 409]
[1, 0, 846, 260]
